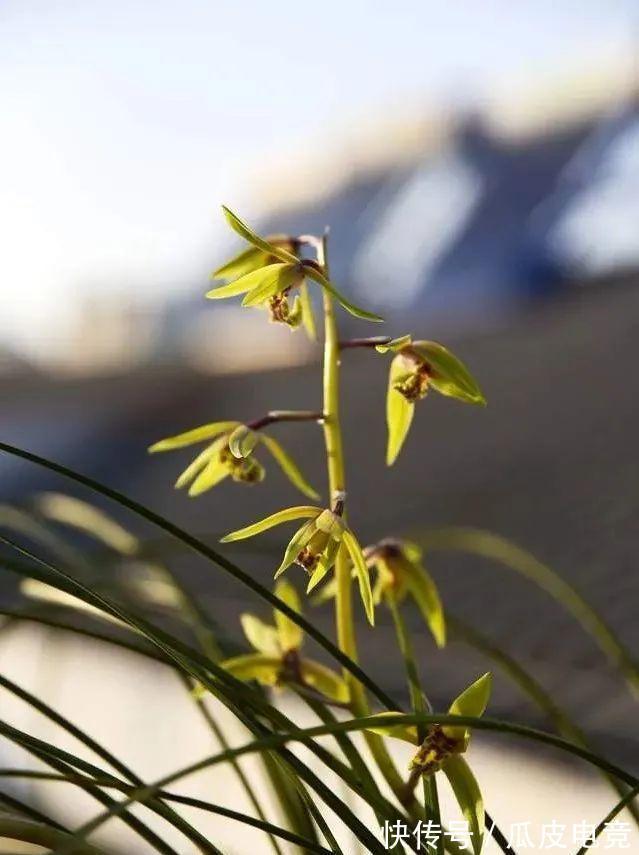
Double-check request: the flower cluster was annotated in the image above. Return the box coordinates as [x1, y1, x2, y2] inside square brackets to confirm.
[221, 499, 375, 625]
[377, 336, 485, 465]
[222, 579, 348, 703]
[148, 420, 318, 499]
[207, 207, 383, 330]
[368, 672, 492, 855]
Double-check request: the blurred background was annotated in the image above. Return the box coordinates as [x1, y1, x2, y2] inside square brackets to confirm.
[1, 1, 639, 851]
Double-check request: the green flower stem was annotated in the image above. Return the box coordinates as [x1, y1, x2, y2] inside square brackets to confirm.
[387, 594, 444, 855]
[317, 233, 419, 815]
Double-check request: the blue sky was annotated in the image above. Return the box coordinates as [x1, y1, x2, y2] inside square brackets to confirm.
[1, 0, 637, 356]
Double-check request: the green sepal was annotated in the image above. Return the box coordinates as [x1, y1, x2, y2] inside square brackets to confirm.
[445, 672, 492, 746]
[222, 206, 299, 264]
[148, 421, 238, 452]
[314, 509, 345, 539]
[259, 435, 320, 500]
[211, 236, 294, 281]
[221, 653, 281, 687]
[413, 341, 486, 405]
[240, 613, 281, 656]
[404, 558, 446, 648]
[188, 456, 229, 496]
[274, 579, 304, 653]
[211, 246, 270, 282]
[242, 263, 301, 307]
[376, 335, 412, 353]
[386, 356, 415, 466]
[300, 660, 349, 703]
[341, 530, 375, 625]
[299, 282, 317, 340]
[306, 537, 340, 593]
[442, 755, 484, 855]
[174, 443, 220, 490]
[220, 506, 321, 543]
[274, 519, 317, 578]
[302, 264, 384, 323]
[228, 425, 260, 459]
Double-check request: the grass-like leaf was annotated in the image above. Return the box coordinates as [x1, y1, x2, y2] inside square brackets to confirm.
[419, 527, 639, 700]
[0, 441, 399, 709]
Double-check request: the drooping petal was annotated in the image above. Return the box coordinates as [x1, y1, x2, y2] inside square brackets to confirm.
[362, 712, 418, 744]
[274, 579, 304, 653]
[306, 537, 340, 593]
[386, 358, 415, 466]
[211, 246, 270, 282]
[413, 341, 485, 406]
[404, 559, 446, 648]
[299, 282, 316, 340]
[341, 530, 375, 625]
[241, 263, 301, 307]
[221, 653, 281, 687]
[445, 672, 492, 746]
[240, 613, 281, 656]
[174, 443, 220, 490]
[300, 659, 349, 703]
[222, 206, 299, 264]
[220, 506, 321, 543]
[148, 422, 239, 452]
[188, 457, 230, 496]
[259, 435, 320, 500]
[302, 264, 384, 323]
[442, 755, 484, 855]
[274, 520, 317, 578]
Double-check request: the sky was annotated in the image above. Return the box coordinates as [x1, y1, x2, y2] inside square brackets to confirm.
[1, 0, 638, 358]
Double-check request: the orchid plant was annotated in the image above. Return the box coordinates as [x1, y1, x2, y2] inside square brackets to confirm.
[148, 206, 491, 852]
[2, 207, 635, 855]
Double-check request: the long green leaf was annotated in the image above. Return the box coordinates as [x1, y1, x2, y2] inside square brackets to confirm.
[448, 614, 639, 829]
[0, 440, 399, 710]
[576, 783, 639, 855]
[0, 541, 393, 854]
[0, 816, 107, 855]
[419, 527, 639, 700]
[0, 672, 217, 855]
